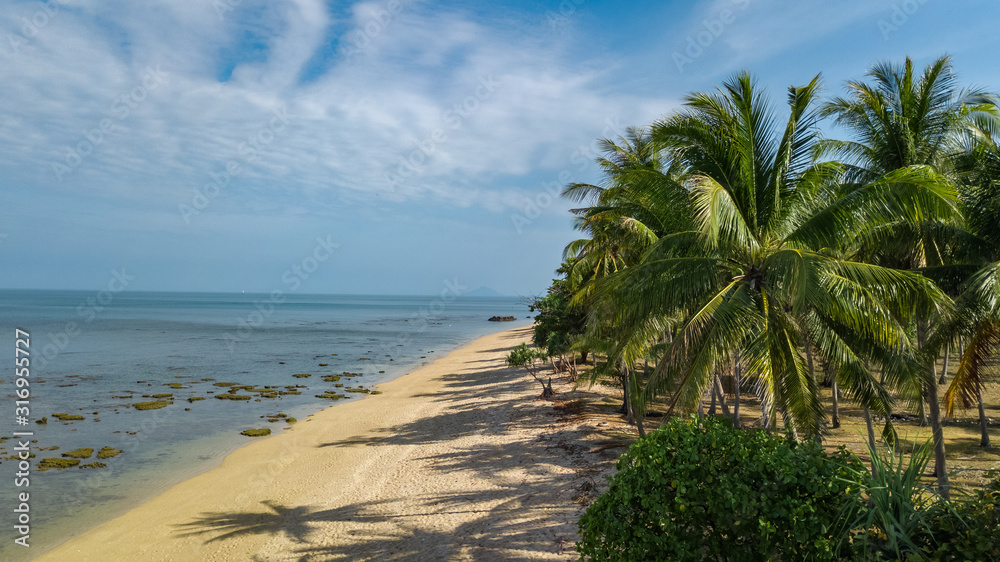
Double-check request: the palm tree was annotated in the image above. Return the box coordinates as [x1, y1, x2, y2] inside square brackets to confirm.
[935, 126, 1000, 448]
[589, 71, 951, 441]
[561, 127, 692, 432]
[820, 55, 996, 495]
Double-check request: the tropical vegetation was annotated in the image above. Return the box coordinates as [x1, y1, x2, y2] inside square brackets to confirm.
[518, 54, 1000, 557]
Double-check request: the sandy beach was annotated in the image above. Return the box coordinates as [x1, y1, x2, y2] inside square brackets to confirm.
[38, 326, 621, 561]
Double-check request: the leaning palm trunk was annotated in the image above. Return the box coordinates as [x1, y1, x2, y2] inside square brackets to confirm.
[864, 407, 878, 477]
[938, 343, 950, 385]
[918, 321, 950, 499]
[713, 375, 730, 417]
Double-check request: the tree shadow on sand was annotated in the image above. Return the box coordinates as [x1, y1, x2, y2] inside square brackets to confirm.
[174, 331, 624, 560]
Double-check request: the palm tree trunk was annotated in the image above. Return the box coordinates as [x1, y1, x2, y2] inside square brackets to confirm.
[831, 379, 841, 429]
[979, 388, 990, 448]
[709, 377, 718, 415]
[714, 375, 730, 417]
[732, 357, 741, 429]
[762, 395, 771, 433]
[938, 343, 950, 385]
[918, 320, 949, 499]
[917, 392, 928, 426]
[864, 407, 877, 478]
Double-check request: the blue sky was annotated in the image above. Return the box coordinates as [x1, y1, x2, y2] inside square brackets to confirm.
[1, 0, 998, 297]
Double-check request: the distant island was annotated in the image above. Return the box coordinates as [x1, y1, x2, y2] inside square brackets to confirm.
[466, 286, 505, 297]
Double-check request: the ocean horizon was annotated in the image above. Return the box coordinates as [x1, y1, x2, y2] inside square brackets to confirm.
[0, 289, 532, 559]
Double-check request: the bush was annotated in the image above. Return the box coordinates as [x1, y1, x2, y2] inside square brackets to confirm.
[922, 471, 1000, 561]
[577, 416, 868, 561]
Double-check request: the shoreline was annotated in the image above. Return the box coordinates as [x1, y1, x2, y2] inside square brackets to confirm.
[37, 325, 617, 560]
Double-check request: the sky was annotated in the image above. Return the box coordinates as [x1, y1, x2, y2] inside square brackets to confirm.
[1, 0, 998, 297]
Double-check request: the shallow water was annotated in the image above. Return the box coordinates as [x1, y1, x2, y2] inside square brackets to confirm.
[0, 290, 531, 559]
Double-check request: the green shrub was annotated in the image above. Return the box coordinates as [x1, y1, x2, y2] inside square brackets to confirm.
[922, 471, 1000, 560]
[577, 415, 867, 561]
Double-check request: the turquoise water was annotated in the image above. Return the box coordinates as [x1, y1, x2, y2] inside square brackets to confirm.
[0, 290, 531, 559]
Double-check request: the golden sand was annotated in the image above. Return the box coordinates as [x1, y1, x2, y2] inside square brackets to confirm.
[40, 326, 618, 561]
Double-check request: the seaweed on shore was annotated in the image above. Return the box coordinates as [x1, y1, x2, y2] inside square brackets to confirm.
[215, 394, 251, 401]
[97, 446, 123, 459]
[240, 428, 271, 437]
[39, 458, 80, 471]
[52, 413, 85, 421]
[62, 448, 94, 459]
[133, 400, 172, 410]
[80, 462, 107, 469]
[188, 396, 206, 403]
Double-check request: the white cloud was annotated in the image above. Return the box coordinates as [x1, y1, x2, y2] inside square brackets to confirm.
[0, 0, 676, 222]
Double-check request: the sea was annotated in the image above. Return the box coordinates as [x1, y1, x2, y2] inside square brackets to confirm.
[0, 290, 532, 559]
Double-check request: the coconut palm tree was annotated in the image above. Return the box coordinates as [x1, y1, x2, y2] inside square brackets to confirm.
[588, 71, 952, 441]
[933, 127, 1000, 448]
[820, 55, 996, 496]
[560, 127, 693, 431]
